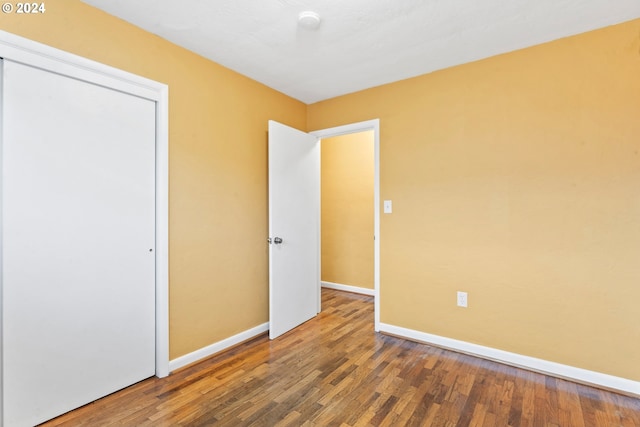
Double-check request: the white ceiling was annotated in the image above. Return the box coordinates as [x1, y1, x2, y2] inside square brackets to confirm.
[82, 0, 640, 104]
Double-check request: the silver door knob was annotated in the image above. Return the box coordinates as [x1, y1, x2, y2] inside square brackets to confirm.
[274, 237, 283, 244]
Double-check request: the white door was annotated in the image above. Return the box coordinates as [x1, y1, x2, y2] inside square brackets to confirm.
[1, 59, 156, 427]
[268, 121, 320, 339]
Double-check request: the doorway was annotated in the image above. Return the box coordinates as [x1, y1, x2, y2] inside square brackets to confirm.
[0, 31, 169, 427]
[311, 119, 380, 331]
[320, 131, 375, 295]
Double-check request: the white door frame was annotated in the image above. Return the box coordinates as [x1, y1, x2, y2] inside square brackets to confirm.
[0, 31, 169, 421]
[310, 119, 380, 331]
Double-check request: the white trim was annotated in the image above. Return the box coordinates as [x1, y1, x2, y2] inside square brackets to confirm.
[0, 30, 170, 384]
[317, 133, 322, 316]
[169, 323, 269, 372]
[379, 323, 640, 397]
[310, 119, 381, 332]
[154, 81, 170, 378]
[0, 57, 4, 425]
[321, 281, 375, 296]
[0, 31, 158, 100]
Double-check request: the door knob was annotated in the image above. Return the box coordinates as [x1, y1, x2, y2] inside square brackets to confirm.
[274, 237, 283, 244]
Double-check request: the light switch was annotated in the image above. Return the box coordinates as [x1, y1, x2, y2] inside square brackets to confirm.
[383, 200, 392, 214]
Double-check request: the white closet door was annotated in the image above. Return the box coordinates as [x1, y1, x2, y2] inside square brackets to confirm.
[1, 59, 156, 427]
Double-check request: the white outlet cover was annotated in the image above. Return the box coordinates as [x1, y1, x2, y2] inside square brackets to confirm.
[457, 291, 468, 308]
[383, 200, 392, 214]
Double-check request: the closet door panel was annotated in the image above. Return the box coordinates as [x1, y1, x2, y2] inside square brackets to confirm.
[2, 59, 156, 427]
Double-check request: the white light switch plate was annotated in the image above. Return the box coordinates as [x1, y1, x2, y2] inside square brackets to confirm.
[383, 200, 392, 214]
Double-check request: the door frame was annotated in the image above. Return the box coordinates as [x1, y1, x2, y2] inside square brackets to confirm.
[0, 31, 169, 414]
[310, 119, 380, 331]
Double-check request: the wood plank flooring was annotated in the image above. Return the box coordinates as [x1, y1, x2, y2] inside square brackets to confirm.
[42, 289, 640, 426]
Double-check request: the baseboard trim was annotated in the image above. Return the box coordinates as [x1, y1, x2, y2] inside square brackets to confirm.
[321, 281, 375, 296]
[169, 322, 269, 372]
[379, 323, 640, 397]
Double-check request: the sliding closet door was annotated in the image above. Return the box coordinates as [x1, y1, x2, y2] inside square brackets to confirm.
[1, 59, 156, 427]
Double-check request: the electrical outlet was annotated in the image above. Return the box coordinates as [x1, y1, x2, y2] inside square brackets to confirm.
[457, 291, 468, 308]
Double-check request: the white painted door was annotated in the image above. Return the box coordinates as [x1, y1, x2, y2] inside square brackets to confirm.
[1, 59, 156, 427]
[268, 121, 320, 339]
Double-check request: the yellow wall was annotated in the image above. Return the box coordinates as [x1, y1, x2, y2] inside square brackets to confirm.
[3, 2, 639, 383]
[321, 132, 374, 289]
[309, 20, 640, 381]
[0, 1, 307, 359]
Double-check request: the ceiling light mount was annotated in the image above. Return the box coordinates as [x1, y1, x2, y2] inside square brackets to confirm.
[298, 11, 321, 30]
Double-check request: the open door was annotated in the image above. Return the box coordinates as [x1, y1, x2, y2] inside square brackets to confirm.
[268, 120, 320, 339]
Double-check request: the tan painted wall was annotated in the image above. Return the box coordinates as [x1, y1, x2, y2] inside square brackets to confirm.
[0, 1, 307, 359]
[3, 2, 639, 383]
[309, 20, 640, 381]
[321, 132, 374, 289]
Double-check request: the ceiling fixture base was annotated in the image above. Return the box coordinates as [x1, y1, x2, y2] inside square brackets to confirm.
[298, 11, 321, 30]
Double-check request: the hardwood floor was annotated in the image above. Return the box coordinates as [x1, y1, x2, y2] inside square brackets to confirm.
[42, 289, 640, 426]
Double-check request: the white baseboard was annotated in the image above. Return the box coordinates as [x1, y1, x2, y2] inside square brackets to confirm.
[321, 281, 375, 296]
[379, 323, 640, 397]
[169, 322, 269, 372]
